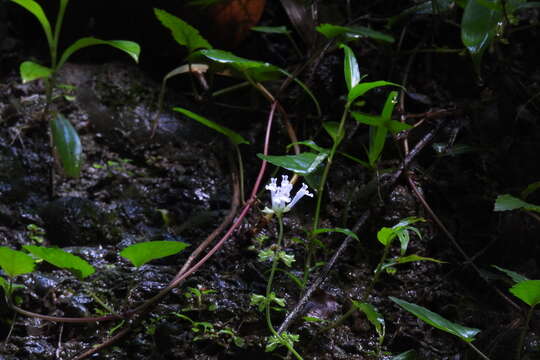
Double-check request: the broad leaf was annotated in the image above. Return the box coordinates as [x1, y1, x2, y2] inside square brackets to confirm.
[312, 228, 359, 241]
[251, 26, 291, 34]
[389, 297, 481, 342]
[23, 245, 95, 279]
[461, 0, 502, 72]
[492, 265, 529, 283]
[154, 8, 211, 54]
[20, 61, 53, 83]
[8, 0, 53, 48]
[258, 152, 327, 175]
[0, 247, 35, 278]
[173, 107, 249, 145]
[352, 301, 385, 338]
[348, 80, 402, 104]
[494, 194, 540, 213]
[120, 240, 190, 267]
[316, 23, 394, 43]
[341, 44, 360, 91]
[509, 280, 540, 307]
[58, 38, 140, 69]
[50, 113, 82, 178]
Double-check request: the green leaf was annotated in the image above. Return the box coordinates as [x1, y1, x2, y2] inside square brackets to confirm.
[173, 107, 249, 145]
[50, 113, 83, 178]
[23, 245, 95, 279]
[19, 61, 53, 83]
[154, 8, 211, 54]
[312, 227, 359, 241]
[494, 194, 540, 213]
[347, 80, 402, 104]
[316, 23, 394, 43]
[288, 140, 329, 154]
[389, 296, 481, 342]
[352, 301, 385, 338]
[0, 247, 35, 278]
[509, 280, 540, 307]
[391, 350, 417, 360]
[120, 241, 190, 267]
[492, 265, 529, 283]
[522, 181, 540, 199]
[341, 44, 360, 91]
[381, 254, 445, 271]
[58, 38, 140, 69]
[8, 0, 53, 48]
[251, 26, 291, 34]
[323, 122, 344, 144]
[377, 227, 395, 246]
[258, 152, 327, 175]
[461, 0, 502, 72]
[0, 277, 25, 297]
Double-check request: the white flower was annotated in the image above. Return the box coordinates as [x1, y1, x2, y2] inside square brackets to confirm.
[263, 175, 313, 215]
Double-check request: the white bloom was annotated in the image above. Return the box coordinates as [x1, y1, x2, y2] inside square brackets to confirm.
[263, 175, 313, 215]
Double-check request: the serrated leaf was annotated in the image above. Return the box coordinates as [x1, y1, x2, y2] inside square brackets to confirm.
[312, 227, 359, 241]
[352, 301, 385, 337]
[0, 247, 35, 278]
[8, 0, 53, 48]
[494, 194, 540, 213]
[50, 113, 82, 178]
[154, 8, 211, 54]
[389, 297, 481, 342]
[20, 61, 53, 83]
[120, 241, 190, 267]
[23, 245, 95, 279]
[58, 38, 140, 69]
[316, 23, 394, 43]
[173, 107, 249, 145]
[348, 80, 402, 104]
[251, 26, 291, 34]
[492, 265, 529, 283]
[509, 280, 540, 307]
[341, 44, 360, 91]
[258, 152, 327, 175]
[461, 0, 502, 73]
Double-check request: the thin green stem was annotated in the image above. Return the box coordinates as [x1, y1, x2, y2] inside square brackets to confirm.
[51, 0, 69, 69]
[516, 306, 534, 360]
[212, 81, 250, 98]
[234, 144, 245, 204]
[467, 341, 491, 360]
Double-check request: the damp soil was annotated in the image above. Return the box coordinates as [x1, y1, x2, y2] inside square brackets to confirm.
[1, 1, 540, 360]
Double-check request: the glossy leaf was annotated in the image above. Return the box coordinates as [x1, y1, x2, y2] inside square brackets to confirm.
[509, 280, 540, 307]
[23, 245, 94, 279]
[120, 241, 190, 267]
[258, 152, 327, 175]
[494, 194, 540, 213]
[492, 265, 529, 283]
[352, 301, 385, 338]
[0, 247, 35, 278]
[8, 0, 53, 47]
[341, 44, 360, 91]
[251, 26, 291, 34]
[58, 38, 140, 69]
[312, 228, 359, 241]
[348, 80, 402, 104]
[316, 23, 394, 43]
[154, 8, 211, 54]
[461, 0, 502, 72]
[173, 107, 249, 145]
[390, 296, 481, 342]
[20, 61, 53, 83]
[391, 350, 417, 360]
[50, 113, 82, 178]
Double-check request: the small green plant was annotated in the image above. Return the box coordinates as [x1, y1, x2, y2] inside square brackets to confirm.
[8, 0, 140, 180]
[183, 286, 217, 311]
[92, 158, 134, 177]
[26, 224, 45, 244]
[173, 312, 245, 348]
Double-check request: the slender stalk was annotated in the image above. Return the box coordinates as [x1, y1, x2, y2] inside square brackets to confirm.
[516, 306, 534, 360]
[467, 341, 491, 360]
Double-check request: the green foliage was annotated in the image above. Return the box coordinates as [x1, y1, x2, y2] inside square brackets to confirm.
[120, 241, 190, 267]
[380, 254, 445, 272]
[311, 227, 359, 241]
[154, 8, 212, 54]
[492, 265, 529, 283]
[389, 296, 481, 343]
[0, 247, 35, 278]
[250, 292, 285, 312]
[266, 332, 300, 352]
[20, 61, 53, 83]
[391, 350, 417, 360]
[509, 280, 540, 307]
[341, 44, 361, 91]
[23, 245, 95, 279]
[173, 107, 249, 145]
[347, 80, 402, 104]
[50, 113, 82, 178]
[258, 152, 327, 175]
[316, 23, 395, 43]
[494, 194, 540, 213]
[351, 301, 385, 341]
[57, 38, 139, 69]
[377, 217, 424, 254]
[251, 26, 291, 34]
